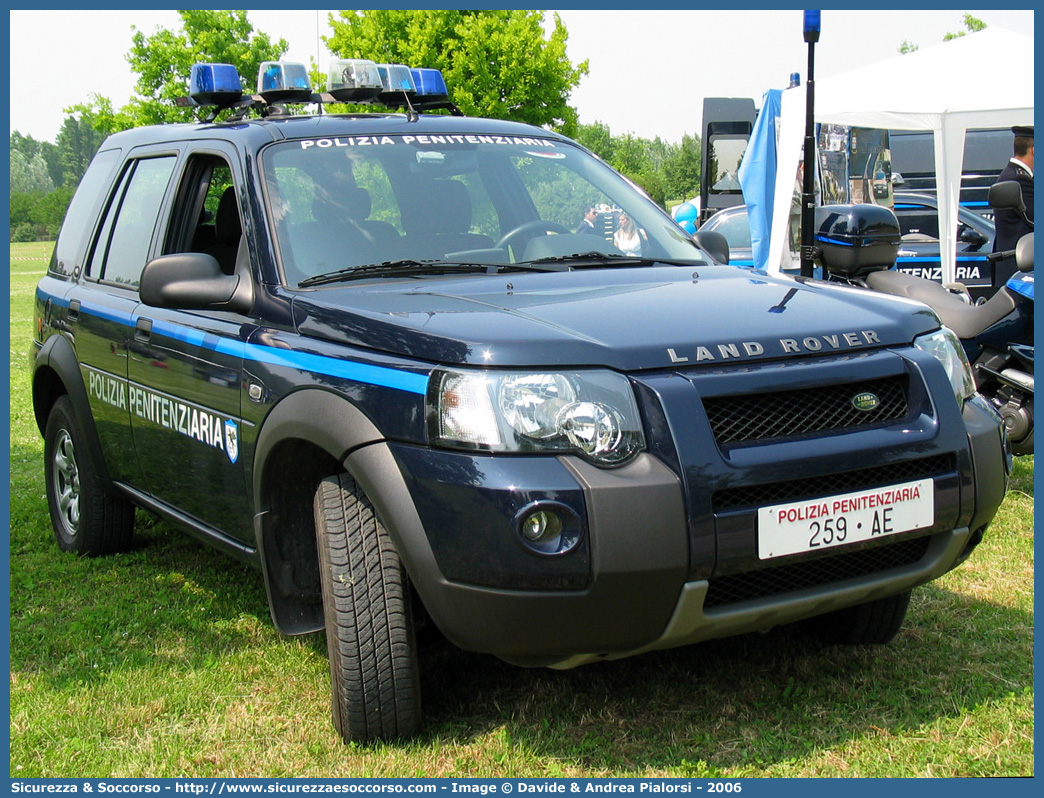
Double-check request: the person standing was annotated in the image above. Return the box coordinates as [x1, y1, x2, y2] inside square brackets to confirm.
[575, 205, 600, 235]
[613, 212, 647, 256]
[992, 125, 1034, 283]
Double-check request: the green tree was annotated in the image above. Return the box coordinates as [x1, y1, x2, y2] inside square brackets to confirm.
[10, 149, 55, 195]
[631, 168, 668, 207]
[55, 115, 106, 188]
[9, 192, 36, 229]
[32, 187, 76, 238]
[573, 121, 615, 162]
[571, 123, 701, 208]
[11, 131, 61, 188]
[609, 133, 652, 177]
[899, 12, 986, 52]
[69, 10, 288, 133]
[944, 13, 987, 41]
[662, 133, 701, 201]
[10, 131, 42, 161]
[326, 10, 588, 134]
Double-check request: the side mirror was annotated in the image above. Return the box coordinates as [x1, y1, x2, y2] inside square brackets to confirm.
[693, 229, 730, 265]
[140, 252, 253, 313]
[988, 180, 1026, 214]
[959, 226, 989, 248]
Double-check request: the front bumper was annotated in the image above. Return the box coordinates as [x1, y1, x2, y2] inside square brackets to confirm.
[345, 370, 1008, 668]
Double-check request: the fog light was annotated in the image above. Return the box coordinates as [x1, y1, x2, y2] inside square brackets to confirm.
[522, 509, 561, 543]
[514, 502, 582, 556]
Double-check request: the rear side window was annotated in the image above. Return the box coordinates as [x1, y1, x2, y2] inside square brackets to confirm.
[896, 205, 940, 240]
[88, 156, 177, 287]
[50, 149, 121, 276]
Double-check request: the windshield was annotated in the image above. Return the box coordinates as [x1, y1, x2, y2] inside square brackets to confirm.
[261, 131, 709, 286]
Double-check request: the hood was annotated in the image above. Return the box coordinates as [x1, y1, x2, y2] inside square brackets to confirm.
[291, 266, 942, 371]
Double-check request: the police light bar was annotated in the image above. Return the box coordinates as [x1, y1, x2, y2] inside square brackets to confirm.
[327, 59, 383, 102]
[188, 63, 243, 107]
[178, 59, 458, 121]
[376, 64, 417, 104]
[257, 61, 312, 103]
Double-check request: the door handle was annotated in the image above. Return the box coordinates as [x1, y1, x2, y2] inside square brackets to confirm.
[135, 317, 153, 343]
[68, 299, 80, 321]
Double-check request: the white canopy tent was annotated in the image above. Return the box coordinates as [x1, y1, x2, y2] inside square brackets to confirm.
[766, 27, 1034, 282]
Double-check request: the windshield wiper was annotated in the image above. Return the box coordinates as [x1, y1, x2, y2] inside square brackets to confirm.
[298, 258, 566, 287]
[524, 252, 668, 269]
[299, 259, 484, 287]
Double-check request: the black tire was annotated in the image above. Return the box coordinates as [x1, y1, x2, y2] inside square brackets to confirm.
[805, 589, 912, 646]
[43, 395, 134, 556]
[314, 472, 421, 743]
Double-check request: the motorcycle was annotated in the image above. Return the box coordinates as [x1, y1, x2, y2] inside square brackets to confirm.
[815, 180, 1033, 455]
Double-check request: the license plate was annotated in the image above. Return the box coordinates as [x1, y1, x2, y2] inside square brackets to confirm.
[757, 478, 934, 560]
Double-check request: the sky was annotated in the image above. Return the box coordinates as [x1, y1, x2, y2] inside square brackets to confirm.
[6, 8, 1037, 145]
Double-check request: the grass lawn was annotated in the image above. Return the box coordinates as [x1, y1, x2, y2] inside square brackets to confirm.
[8, 242, 1034, 777]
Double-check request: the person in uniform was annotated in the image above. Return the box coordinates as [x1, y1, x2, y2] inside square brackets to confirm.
[992, 125, 1034, 284]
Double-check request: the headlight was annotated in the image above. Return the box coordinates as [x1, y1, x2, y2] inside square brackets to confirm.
[913, 327, 975, 406]
[429, 368, 645, 466]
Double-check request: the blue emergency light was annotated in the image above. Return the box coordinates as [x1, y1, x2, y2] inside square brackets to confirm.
[326, 58, 383, 102]
[257, 61, 312, 103]
[410, 68, 449, 103]
[189, 63, 243, 107]
[803, 10, 821, 43]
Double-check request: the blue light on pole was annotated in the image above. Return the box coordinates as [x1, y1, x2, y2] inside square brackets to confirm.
[804, 10, 821, 42]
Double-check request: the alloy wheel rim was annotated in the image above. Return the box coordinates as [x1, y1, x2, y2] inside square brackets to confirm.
[52, 428, 80, 537]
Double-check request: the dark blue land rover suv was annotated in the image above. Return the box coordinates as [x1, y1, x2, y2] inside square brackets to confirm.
[31, 60, 1009, 743]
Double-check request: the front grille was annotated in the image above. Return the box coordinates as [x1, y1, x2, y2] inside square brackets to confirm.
[703, 534, 932, 608]
[703, 376, 908, 445]
[712, 454, 954, 512]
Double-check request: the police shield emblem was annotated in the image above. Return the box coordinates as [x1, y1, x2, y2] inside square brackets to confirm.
[225, 419, 239, 463]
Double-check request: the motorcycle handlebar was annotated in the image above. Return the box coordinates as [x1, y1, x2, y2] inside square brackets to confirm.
[987, 249, 1017, 262]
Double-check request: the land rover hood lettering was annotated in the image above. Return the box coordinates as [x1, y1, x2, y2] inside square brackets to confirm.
[666, 330, 881, 363]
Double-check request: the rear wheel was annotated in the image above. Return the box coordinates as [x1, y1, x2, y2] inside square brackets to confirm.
[43, 395, 134, 556]
[314, 472, 421, 742]
[805, 589, 912, 645]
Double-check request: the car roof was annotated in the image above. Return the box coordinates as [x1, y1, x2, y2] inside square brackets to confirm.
[701, 205, 747, 226]
[893, 191, 995, 229]
[99, 112, 571, 150]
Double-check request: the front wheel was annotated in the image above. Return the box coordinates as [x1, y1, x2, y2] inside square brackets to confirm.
[804, 589, 912, 645]
[314, 473, 421, 743]
[43, 395, 134, 556]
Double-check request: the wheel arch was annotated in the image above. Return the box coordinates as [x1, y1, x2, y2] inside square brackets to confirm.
[32, 334, 113, 485]
[251, 388, 387, 636]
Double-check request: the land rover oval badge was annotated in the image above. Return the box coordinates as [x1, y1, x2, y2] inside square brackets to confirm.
[851, 392, 880, 412]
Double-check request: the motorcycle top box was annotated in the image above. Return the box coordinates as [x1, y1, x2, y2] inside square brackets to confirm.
[816, 204, 902, 277]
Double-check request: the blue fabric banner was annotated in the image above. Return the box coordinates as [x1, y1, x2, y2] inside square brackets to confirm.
[737, 89, 782, 270]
